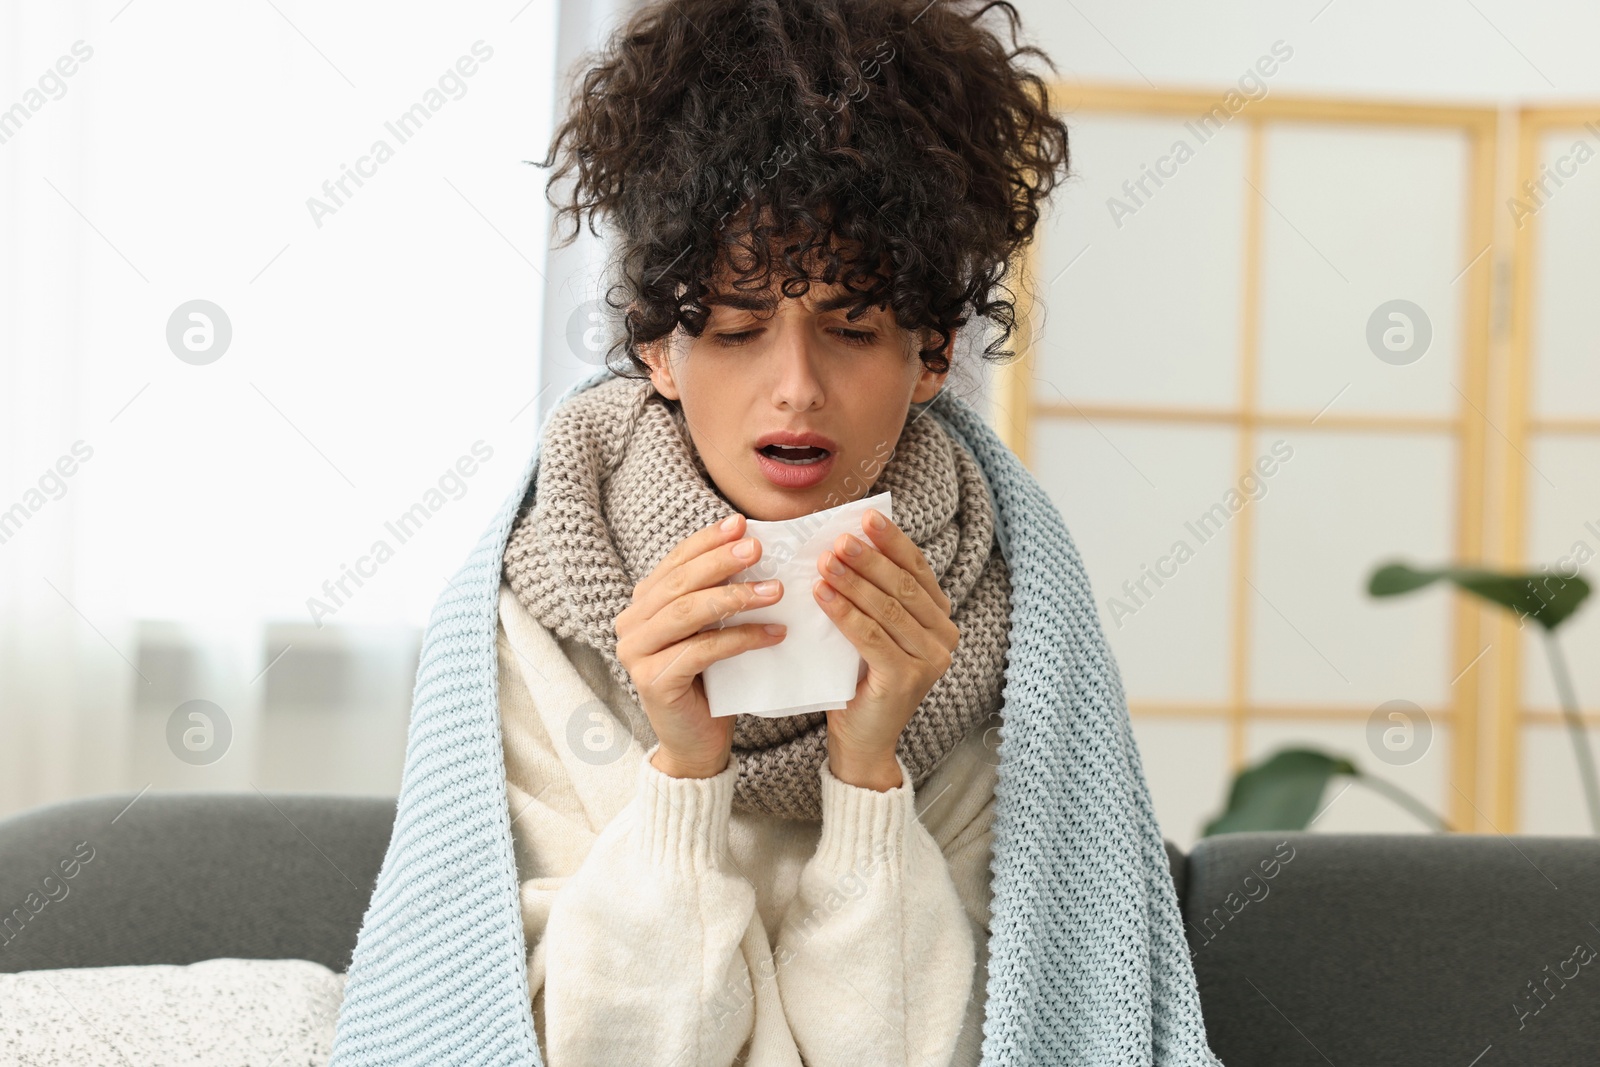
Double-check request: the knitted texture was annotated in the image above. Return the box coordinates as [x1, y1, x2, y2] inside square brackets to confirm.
[500, 373, 1012, 821]
[327, 367, 1225, 1066]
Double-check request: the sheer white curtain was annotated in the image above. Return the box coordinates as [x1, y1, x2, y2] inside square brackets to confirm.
[1, 0, 994, 820]
[0, 0, 602, 818]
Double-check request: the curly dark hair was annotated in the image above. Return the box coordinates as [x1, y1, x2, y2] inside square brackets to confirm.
[533, 0, 1071, 377]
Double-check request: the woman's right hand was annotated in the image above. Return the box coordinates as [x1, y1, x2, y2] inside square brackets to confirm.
[613, 513, 787, 778]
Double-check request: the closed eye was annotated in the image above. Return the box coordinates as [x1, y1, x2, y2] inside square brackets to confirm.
[710, 326, 878, 347]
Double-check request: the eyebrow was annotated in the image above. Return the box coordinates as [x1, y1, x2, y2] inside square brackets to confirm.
[701, 290, 881, 315]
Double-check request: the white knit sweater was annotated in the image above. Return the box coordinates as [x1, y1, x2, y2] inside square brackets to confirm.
[495, 580, 1001, 1067]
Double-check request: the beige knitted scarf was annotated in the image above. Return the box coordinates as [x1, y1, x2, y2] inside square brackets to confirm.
[502, 373, 1012, 821]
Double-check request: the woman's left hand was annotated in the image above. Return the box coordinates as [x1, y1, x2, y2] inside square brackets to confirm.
[813, 507, 961, 789]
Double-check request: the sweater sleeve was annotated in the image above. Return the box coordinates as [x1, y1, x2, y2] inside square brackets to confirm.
[496, 593, 805, 1067]
[772, 754, 978, 1066]
[538, 742, 765, 1067]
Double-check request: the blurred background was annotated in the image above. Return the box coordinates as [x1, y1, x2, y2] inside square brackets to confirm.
[2, 0, 1597, 849]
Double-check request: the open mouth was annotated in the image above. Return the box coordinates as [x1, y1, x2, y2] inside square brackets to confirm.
[758, 444, 831, 466]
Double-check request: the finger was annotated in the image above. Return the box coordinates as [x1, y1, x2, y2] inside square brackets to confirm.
[857, 509, 953, 616]
[826, 530, 950, 633]
[641, 622, 786, 692]
[629, 522, 773, 624]
[813, 577, 938, 681]
[814, 559, 950, 664]
[632, 513, 746, 608]
[622, 577, 783, 663]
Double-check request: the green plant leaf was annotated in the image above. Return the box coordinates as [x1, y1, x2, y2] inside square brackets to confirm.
[1203, 748, 1356, 836]
[1368, 561, 1590, 631]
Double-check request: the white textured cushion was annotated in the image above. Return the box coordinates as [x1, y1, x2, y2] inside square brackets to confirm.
[0, 958, 343, 1066]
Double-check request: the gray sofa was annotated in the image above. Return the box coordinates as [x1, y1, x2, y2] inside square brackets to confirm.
[3, 791, 1597, 1065]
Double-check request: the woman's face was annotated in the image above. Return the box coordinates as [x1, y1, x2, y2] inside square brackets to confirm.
[642, 278, 951, 522]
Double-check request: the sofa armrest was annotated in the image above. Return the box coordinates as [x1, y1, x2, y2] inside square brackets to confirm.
[0, 791, 393, 973]
[1184, 831, 1600, 1067]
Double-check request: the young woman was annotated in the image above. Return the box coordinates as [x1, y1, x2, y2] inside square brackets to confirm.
[490, 1, 1069, 1063]
[330, 3, 1227, 1064]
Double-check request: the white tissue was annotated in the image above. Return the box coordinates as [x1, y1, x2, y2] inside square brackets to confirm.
[701, 490, 892, 718]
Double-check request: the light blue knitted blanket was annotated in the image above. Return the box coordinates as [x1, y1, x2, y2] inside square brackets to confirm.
[328, 367, 1224, 1066]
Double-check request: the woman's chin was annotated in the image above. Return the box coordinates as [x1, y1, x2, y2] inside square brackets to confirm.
[727, 485, 853, 524]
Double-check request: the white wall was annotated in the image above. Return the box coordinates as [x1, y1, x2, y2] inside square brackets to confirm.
[1015, 0, 1599, 102]
[1004, 0, 1600, 845]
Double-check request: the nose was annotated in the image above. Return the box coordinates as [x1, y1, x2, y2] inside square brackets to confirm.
[768, 313, 825, 412]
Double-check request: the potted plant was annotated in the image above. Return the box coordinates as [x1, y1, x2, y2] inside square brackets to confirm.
[1202, 562, 1594, 835]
